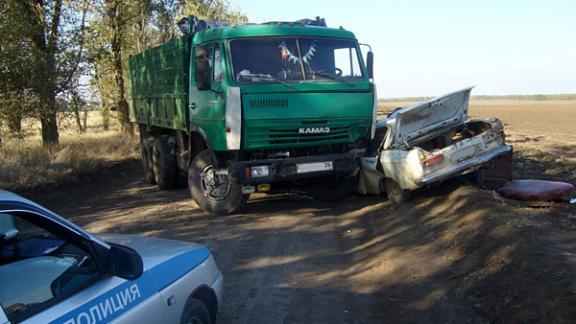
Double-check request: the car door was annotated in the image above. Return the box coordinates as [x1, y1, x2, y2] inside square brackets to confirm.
[188, 42, 227, 144]
[0, 208, 167, 324]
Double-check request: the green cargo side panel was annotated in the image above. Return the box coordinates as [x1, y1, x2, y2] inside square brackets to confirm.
[128, 36, 190, 131]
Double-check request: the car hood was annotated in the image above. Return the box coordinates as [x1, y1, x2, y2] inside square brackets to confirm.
[385, 87, 473, 147]
[98, 233, 210, 271]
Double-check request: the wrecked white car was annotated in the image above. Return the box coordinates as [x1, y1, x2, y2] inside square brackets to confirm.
[359, 87, 513, 203]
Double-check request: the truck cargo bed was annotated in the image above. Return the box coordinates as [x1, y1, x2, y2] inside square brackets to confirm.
[128, 36, 190, 131]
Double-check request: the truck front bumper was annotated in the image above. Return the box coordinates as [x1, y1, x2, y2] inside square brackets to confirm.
[231, 150, 363, 185]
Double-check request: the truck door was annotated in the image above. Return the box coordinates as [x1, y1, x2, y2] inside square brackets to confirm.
[189, 43, 226, 137]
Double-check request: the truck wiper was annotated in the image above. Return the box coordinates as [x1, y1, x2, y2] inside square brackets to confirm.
[272, 77, 297, 90]
[312, 72, 355, 87]
[238, 73, 296, 90]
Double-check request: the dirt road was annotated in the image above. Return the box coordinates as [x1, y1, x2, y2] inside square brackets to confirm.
[17, 100, 575, 323]
[25, 155, 576, 323]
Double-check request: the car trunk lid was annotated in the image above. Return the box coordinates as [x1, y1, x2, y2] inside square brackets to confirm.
[391, 87, 473, 147]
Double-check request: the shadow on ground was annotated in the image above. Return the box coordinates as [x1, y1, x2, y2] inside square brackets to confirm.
[24, 158, 576, 323]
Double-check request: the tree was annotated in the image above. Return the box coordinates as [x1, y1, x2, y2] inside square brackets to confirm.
[0, 1, 37, 139]
[103, 0, 134, 135]
[21, 0, 64, 146]
[87, 0, 246, 136]
[0, 0, 89, 147]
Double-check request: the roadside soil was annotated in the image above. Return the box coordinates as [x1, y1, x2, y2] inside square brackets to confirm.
[19, 102, 576, 323]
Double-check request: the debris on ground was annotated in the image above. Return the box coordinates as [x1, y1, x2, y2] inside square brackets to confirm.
[497, 179, 574, 202]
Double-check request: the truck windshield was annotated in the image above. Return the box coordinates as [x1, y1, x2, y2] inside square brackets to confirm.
[230, 38, 364, 83]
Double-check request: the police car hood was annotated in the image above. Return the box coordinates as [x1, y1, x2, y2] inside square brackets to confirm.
[99, 234, 210, 271]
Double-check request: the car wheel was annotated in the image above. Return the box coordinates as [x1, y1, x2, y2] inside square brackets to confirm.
[384, 178, 411, 203]
[152, 135, 178, 190]
[188, 149, 248, 215]
[140, 139, 156, 185]
[181, 298, 212, 324]
[306, 174, 358, 201]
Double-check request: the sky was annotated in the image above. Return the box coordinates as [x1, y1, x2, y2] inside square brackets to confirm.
[231, 0, 576, 97]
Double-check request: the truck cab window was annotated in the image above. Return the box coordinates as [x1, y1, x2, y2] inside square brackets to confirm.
[0, 212, 101, 322]
[196, 45, 223, 82]
[298, 38, 363, 80]
[231, 38, 304, 82]
[230, 37, 364, 83]
[214, 47, 223, 81]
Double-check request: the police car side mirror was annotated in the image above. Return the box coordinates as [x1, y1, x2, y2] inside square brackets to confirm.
[109, 244, 143, 280]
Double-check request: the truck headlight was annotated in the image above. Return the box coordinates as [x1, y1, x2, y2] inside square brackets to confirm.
[251, 166, 270, 178]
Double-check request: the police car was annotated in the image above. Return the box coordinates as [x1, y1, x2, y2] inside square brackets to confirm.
[0, 190, 223, 324]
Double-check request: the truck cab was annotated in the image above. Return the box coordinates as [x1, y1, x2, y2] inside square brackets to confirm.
[129, 17, 376, 214]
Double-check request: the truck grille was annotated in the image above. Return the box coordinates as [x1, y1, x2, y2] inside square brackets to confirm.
[244, 118, 370, 149]
[249, 98, 288, 108]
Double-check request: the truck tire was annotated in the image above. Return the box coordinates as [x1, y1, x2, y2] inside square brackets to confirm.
[152, 136, 178, 190]
[188, 149, 247, 215]
[307, 175, 358, 201]
[384, 178, 411, 204]
[140, 139, 156, 185]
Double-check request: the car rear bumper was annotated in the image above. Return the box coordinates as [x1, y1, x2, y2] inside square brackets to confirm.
[418, 144, 512, 186]
[231, 150, 363, 185]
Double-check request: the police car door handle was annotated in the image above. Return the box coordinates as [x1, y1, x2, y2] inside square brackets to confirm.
[191, 103, 197, 110]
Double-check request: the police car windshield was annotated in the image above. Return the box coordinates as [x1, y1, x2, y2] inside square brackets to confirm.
[230, 38, 365, 83]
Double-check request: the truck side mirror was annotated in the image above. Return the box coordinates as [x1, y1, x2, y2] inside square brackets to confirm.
[366, 51, 374, 79]
[195, 58, 212, 90]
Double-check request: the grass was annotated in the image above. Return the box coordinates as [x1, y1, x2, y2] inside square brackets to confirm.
[0, 112, 138, 190]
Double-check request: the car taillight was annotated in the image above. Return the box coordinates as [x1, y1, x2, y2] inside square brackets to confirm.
[422, 154, 444, 167]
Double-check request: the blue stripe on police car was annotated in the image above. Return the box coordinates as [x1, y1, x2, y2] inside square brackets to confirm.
[51, 248, 210, 324]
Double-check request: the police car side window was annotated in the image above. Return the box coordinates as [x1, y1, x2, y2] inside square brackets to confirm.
[0, 212, 101, 322]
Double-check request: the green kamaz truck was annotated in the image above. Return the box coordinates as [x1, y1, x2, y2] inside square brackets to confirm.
[128, 17, 376, 214]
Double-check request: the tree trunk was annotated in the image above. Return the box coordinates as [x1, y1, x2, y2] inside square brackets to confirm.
[108, 0, 133, 135]
[71, 92, 85, 133]
[38, 80, 60, 146]
[113, 58, 132, 134]
[40, 108, 59, 146]
[101, 106, 110, 131]
[24, 0, 63, 147]
[82, 108, 88, 132]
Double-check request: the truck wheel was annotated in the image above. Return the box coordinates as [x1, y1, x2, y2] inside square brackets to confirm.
[188, 150, 247, 215]
[384, 178, 411, 203]
[152, 136, 178, 190]
[307, 175, 358, 201]
[140, 139, 156, 185]
[180, 298, 212, 324]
